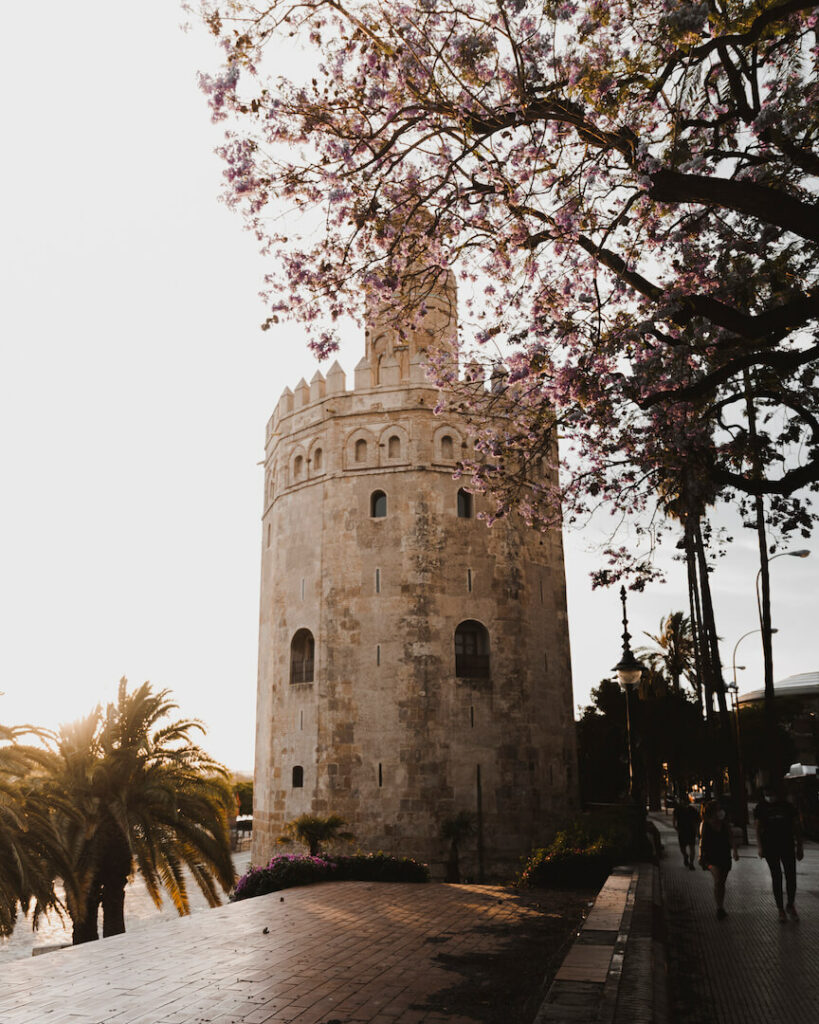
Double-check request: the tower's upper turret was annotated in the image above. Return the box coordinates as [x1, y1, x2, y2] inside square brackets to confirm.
[364, 264, 457, 386]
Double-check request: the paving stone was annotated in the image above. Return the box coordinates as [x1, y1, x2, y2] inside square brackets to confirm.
[0, 882, 561, 1024]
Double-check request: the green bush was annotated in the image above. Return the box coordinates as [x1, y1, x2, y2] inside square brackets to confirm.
[231, 851, 429, 902]
[331, 853, 430, 883]
[517, 807, 643, 889]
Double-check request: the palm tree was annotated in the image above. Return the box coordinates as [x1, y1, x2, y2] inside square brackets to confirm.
[0, 725, 64, 937]
[47, 679, 235, 943]
[637, 612, 697, 694]
[279, 814, 353, 856]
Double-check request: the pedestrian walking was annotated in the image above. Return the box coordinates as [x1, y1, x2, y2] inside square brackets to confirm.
[699, 800, 739, 919]
[673, 794, 700, 869]
[754, 784, 804, 923]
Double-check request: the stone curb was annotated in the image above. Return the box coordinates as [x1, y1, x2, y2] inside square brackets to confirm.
[532, 862, 669, 1024]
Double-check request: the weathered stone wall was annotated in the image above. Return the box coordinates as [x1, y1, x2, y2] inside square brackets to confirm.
[253, 298, 577, 879]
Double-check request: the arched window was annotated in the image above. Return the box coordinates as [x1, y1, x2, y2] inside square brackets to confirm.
[454, 620, 490, 678]
[292, 765, 304, 788]
[355, 439, 367, 463]
[441, 435, 454, 460]
[457, 488, 473, 518]
[388, 434, 401, 458]
[293, 455, 304, 479]
[290, 629, 314, 684]
[370, 490, 387, 518]
[313, 448, 323, 471]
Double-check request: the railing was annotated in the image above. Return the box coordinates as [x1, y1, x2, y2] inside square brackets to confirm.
[290, 661, 314, 684]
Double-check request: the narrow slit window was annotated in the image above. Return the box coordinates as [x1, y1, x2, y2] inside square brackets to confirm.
[470, 705, 474, 728]
[375, 568, 381, 594]
[376, 644, 381, 666]
[266, 523, 271, 548]
[467, 568, 473, 593]
[299, 709, 304, 731]
[457, 488, 473, 518]
[378, 763, 383, 788]
[292, 765, 304, 788]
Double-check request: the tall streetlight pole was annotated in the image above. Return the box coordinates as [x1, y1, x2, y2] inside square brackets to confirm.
[729, 628, 778, 842]
[755, 550, 809, 704]
[612, 586, 645, 800]
[755, 549, 809, 780]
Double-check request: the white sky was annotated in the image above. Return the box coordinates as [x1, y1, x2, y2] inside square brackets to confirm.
[1, 2, 815, 773]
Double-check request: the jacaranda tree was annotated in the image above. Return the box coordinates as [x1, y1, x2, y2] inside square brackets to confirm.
[196, 0, 819, 528]
[197, 1, 819, 784]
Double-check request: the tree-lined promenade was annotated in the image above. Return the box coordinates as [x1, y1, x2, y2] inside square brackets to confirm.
[0, 680, 235, 945]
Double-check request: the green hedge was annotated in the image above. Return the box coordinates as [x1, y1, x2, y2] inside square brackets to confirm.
[331, 853, 430, 883]
[231, 852, 429, 902]
[517, 806, 644, 889]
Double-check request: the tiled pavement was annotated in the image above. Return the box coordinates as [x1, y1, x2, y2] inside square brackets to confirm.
[0, 882, 562, 1024]
[654, 813, 819, 1024]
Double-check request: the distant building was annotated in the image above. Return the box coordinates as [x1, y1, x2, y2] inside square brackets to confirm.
[739, 671, 819, 766]
[252, 269, 577, 878]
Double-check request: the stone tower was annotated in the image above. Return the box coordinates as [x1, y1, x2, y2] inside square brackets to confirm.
[253, 271, 577, 878]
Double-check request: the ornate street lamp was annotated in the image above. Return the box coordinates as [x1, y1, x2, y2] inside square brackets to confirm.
[729, 627, 778, 841]
[612, 586, 645, 797]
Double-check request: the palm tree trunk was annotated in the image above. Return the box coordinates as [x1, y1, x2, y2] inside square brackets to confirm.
[101, 881, 127, 937]
[99, 824, 133, 937]
[692, 518, 740, 803]
[743, 369, 777, 780]
[684, 519, 708, 721]
[72, 884, 101, 944]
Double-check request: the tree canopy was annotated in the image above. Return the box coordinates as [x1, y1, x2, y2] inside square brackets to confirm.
[199, 0, 819, 538]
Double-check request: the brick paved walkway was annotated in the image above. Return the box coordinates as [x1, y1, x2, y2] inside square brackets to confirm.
[0, 882, 575, 1024]
[654, 813, 819, 1024]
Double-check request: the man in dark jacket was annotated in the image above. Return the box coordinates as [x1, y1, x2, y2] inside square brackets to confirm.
[754, 784, 804, 922]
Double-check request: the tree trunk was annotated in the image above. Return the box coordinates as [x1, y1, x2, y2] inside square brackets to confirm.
[692, 519, 741, 803]
[101, 880, 127, 937]
[72, 884, 101, 945]
[99, 825, 133, 938]
[743, 369, 777, 781]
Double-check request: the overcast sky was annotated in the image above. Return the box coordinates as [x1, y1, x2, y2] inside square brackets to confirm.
[1, 2, 815, 772]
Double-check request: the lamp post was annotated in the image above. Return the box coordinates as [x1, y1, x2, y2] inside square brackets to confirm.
[755, 549, 809, 778]
[755, 549, 809, 698]
[612, 586, 645, 799]
[728, 628, 778, 842]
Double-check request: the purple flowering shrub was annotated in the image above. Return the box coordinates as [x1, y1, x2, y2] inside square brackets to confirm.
[231, 852, 429, 902]
[232, 854, 336, 901]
